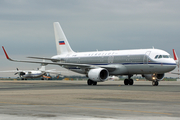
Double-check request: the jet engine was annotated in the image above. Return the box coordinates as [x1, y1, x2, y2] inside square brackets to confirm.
[88, 68, 109, 82]
[142, 73, 165, 81]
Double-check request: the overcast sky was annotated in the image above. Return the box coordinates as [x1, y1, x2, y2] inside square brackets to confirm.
[0, 0, 180, 77]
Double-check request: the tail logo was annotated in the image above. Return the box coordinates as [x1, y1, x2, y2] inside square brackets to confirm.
[59, 41, 65, 45]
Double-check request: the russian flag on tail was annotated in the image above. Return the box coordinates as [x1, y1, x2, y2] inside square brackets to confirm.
[59, 41, 65, 45]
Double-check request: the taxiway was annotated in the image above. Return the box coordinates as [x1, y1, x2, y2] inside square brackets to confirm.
[0, 80, 179, 120]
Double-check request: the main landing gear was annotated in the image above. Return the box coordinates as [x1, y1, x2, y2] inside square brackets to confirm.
[152, 80, 159, 86]
[87, 79, 97, 85]
[124, 75, 134, 85]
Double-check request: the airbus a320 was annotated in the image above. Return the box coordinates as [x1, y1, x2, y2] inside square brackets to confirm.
[2, 22, 177, 86]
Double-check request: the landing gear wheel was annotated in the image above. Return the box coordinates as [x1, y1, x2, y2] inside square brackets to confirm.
[87, 79, 97, 85]
[152, 81, 159, 86]
[124, 79, 134, 85]
[87, 79, 93, 85]
[124, 79, 129, 85]
[129, 79, 134, 85]
[155, 81, 159, 86]
[93, 81, 97, 85]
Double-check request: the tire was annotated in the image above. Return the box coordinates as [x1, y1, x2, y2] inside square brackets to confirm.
[87, 79, 93, 85]
[155, 81, 159, 86]
[152, 81, 158, 86]
[124, 79, 129, 85]
[129, 79, 134, 85]
[93, 81, 97, 85]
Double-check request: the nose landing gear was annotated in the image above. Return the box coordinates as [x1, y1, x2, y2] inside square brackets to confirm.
[152, 80, 159, 86]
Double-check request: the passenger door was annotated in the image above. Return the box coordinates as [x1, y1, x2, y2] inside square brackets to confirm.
[143, 51, 151, 64]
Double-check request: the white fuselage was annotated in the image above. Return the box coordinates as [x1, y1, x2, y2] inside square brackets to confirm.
[51, 48, 176, 75]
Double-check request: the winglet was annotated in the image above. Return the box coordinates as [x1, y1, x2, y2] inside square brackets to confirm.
[2, 46, 10, 60]
[173, 49, 178, 61]
[173, 49, 179, 68]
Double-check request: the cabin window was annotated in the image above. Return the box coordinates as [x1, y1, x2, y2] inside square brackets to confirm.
[163, 55, 169, 58]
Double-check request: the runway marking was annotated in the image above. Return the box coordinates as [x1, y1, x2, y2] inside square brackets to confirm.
[0, 101, 172, 116]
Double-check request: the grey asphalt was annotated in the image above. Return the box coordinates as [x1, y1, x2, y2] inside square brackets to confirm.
[0, 80, 179, 120]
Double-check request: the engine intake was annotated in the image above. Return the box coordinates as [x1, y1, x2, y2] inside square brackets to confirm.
[88, 68, 109, 82]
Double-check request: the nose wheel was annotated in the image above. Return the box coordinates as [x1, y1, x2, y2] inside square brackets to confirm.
[152, 81, 159, 86]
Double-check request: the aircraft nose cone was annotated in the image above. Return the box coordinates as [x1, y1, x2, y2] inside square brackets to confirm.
[170, 59, 177, 70]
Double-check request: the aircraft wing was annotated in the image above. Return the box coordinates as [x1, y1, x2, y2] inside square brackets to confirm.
[2, 46, 116, 71]
[45, 69, 68, 74]
[27, 56, 60, 62]
[0, 69, 25, 73]
[0, 70, 20, 73]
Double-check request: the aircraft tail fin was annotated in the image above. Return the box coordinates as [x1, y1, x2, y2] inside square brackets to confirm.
[39, 66, 45, 71]
[53, 22, 74, 55]
[39, 60, 46, 71]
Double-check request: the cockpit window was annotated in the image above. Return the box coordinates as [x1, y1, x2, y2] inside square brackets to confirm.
[158, 55, 162, 58]
[155, 55, 171, 59]
[155, 55, 158, 59]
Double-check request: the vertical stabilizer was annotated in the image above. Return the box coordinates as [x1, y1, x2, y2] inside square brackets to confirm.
[39, 65, 45, 71]
[39, 60, 46, 71]
[54, 22, 74, 55]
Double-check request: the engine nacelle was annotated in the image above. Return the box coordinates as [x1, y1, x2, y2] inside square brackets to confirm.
[88, 68, 109, 82]
[142, 74, 164, 81]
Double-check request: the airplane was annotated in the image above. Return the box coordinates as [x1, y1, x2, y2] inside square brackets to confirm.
[2, 22, 177, 86]
[0, 65, 60, 80]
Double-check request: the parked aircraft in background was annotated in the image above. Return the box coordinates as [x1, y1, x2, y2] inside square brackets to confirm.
[0, 65, 60, 80]
[2, 22, 177, 86]
[107, 76, 119, 81]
